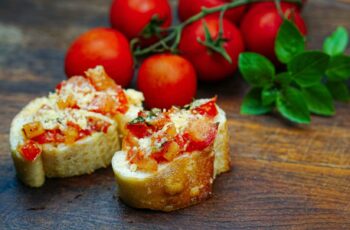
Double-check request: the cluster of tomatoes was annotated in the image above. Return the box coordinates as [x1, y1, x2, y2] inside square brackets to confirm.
[64, 0, 307, 109]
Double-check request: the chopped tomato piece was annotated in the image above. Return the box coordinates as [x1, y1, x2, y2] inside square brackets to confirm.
[20, 140, 42, 161]
[55, 81, 66, 92]
[33, 129, 65, 144]
[163, 141, 180, 161]
[127, 122, 153, 139]
[136, 158, 158, 172]
[90, 94, 118, 115]
[78, 129, 92, 139]
[22, 121, 45, 139]
[150, 150, 167, 163]
[64, 126, 79, 144]
[115, 91, 129, 114]
[86, 67, 120, 91]
[185, 119, 218, 152]
[57, 94, 78, 110]
[192, 98, 218, 118]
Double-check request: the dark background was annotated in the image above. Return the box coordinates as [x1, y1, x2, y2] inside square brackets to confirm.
[0, 0, 350, 229]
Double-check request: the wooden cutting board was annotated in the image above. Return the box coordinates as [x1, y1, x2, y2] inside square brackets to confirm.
[0, 0, 349, 229]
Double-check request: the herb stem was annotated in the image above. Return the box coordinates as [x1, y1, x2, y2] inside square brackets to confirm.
[133, 0, 302, 57]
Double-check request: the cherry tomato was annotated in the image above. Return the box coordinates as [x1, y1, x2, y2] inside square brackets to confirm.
[240, 3, 307, 63]
[20, 140, 42, 161]
[137, 54, 197, 109]
[249, 1, 307, 12]
[179, 16, 244, 81]
[65, 28, 133, 87]
[110, 0, 172, 43]
[178, 0, 246, 24]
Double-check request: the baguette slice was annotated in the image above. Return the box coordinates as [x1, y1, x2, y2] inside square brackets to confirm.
[10, 97, 120, 187]
[112, 98, 230, 211]
[112, 149, 214, 211]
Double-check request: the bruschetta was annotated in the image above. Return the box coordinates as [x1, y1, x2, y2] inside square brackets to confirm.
[52, 66, 144, 135]
[112, 98, 230, 211]
[9, 66, 144, 187]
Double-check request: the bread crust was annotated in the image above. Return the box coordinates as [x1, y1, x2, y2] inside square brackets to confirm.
[214, 108, 231, 177]
[10, 97, 120, 187]
[112, 150, 214, 212]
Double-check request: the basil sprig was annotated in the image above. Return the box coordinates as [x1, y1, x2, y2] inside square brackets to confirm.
[239, 20, 350, 124]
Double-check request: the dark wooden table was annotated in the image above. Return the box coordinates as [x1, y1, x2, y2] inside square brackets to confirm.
[1, 0, 350, 229]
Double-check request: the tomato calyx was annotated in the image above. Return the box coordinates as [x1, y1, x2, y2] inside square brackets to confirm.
[140, 15, 165, 39]
[197, 17, 232, 64]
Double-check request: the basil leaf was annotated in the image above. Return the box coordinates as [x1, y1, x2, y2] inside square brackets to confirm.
[275, 19, 305, 64]
[288, 51, 330, 87]
[277, 87, 311, 124]
[326, 81, 350, 102]
[241, 87, 272, 115]
[326, 55, 350, 81]
[239, 53, 275, 87]
[301, 84, 335, 116]
[262, 86, 278, 106]
[275, 72, 292, 86]
[323, 26, 349, 56]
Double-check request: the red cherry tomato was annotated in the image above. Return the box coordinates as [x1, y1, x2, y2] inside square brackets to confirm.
[137, 54, 197, 109]
[65, 28, 133, 87]
[20, 140, 42, 161]
[179, 16, 244, 81]
[178, 0, 246, 24]
[240, 3, 307, 63]
[249, 1, 307, 12]
[110, 0, 172, 42]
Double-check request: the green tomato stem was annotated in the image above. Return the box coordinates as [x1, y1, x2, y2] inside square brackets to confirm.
[133, 0, 302, 57]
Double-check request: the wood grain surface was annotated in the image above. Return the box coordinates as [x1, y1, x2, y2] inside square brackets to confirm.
[0, 0, 350, 229]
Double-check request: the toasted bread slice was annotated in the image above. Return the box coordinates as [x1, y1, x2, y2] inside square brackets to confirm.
[112, 149, 214, 211]
[10, 97, 120, 187]
[112, 98, 230, 211]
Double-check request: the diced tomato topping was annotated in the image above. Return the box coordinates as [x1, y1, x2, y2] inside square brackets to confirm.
[32, 129, 65, 144]
[86, 68, 120, 92]
[192, 98, 218, 118]
[55, 81, 66, 92]
[57, 94, 78, 110]
[22, 121, 45, 139]
[149, 151, 168, 163]
[126, 122, 153, 139]
[20, 140, 42, 161]
[115, 91, 129, 114]
[185, 120, 218, 152]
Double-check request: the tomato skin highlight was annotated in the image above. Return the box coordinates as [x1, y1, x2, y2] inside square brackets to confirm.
[64, 28, 133, 87]
[110, 0, 172, 43]
[240, 3, 307, 63]
[179, 16, 245, 81]
[178, 0, 246, 24]
[137, 54, 197, 109]
[20, 140, 42, 161]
